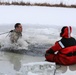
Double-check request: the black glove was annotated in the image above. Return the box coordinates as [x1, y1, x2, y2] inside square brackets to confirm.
[45, 49, 54, 56]
[47, 49, 54, 54]
[10, 30, 14, 32]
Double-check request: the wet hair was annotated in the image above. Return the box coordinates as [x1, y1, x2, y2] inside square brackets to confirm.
[14, 23, 21, 29]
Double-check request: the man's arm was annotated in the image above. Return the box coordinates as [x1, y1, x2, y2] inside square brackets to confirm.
[45, 41, 62, 56]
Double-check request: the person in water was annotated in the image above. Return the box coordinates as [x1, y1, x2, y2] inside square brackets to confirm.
[45, 26, 76, 65]
[9, 23, 22, 43]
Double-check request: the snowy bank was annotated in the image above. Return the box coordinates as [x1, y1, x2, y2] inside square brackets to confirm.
[2, 0, 76, 6]
[0, 6, 76, 27]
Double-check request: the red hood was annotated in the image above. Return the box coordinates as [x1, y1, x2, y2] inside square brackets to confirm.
[61, 26, 72, 38]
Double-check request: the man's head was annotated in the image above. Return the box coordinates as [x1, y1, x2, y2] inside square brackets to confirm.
[60, 26, 72, 38]
[14, 23, 22, 32]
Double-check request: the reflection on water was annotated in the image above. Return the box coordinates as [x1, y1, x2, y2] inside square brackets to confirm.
[0, 51, 45, 75]
[69, 64, 76, 71]
[0, 52, 23, 75]
[4, 52, 22, 71]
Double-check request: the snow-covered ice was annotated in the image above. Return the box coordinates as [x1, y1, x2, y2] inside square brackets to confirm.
[0, 6, 76, 26]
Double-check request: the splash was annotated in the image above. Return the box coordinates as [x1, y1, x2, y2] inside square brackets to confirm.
[0, 34, 28, 50]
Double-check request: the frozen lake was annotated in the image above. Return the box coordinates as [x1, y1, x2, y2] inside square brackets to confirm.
[0, 2, 76, 74]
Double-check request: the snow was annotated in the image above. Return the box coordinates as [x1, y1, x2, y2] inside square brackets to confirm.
[21, 62, 56, 75]
[0, 6, 76, 27]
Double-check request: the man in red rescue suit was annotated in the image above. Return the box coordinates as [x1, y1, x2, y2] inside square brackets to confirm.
[45, 26, 76, 65]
